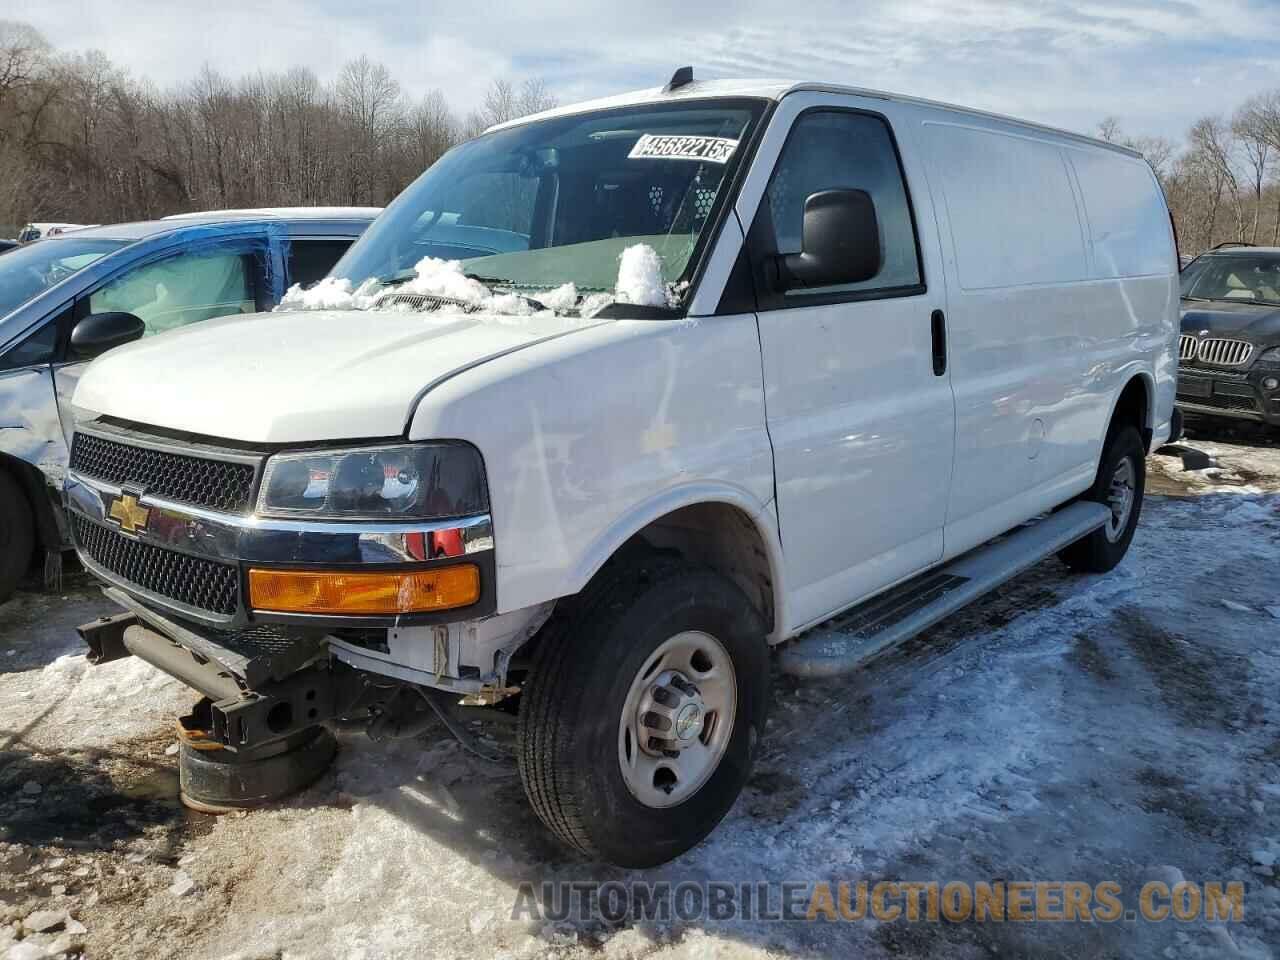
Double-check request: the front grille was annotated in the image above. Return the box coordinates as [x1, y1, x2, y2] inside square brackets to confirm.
[1179, 334, 1199, 361]
[71, 433, 256, 514]
[1196, 338, 1254, 367]
[1176, 390, 1259, 413]
[73, 515, 239, 616]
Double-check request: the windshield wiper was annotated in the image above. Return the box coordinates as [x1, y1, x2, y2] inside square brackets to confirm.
[369, 270, 418, 287]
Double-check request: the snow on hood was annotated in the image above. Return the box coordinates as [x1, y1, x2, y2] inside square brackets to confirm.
[278, 244, 677, 317]
[72, 306, 612, 444]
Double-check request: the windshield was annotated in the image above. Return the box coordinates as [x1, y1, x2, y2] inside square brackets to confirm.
[330, 99, 765, 307]
[0, 237, 129, 319]
[1180, 253, 1280, 306]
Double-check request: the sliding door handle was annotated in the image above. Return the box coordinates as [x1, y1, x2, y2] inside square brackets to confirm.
[930, 309, 947, 376]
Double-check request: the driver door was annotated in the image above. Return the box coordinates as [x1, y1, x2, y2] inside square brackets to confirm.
[742, 95, 956, 631]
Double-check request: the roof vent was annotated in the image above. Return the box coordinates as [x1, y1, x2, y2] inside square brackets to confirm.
[664, 66, 694, 92]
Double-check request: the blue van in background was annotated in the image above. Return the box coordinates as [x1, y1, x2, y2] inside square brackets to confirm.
[0, 208, 379, 601]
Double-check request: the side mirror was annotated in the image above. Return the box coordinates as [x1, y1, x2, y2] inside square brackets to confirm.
[774, 189, 882, 291]
[69, 312, 146, 360]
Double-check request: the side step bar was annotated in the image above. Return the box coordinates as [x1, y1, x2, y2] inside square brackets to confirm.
[778, 502, 1110, 679]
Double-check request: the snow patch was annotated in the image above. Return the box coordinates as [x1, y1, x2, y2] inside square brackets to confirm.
[279, 246, 679, 319]
[278, 276, 383, 312]
[615, 244, 669, 307]
[538, 282, 578, 312]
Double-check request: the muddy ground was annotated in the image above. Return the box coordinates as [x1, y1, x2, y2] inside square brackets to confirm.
[2, 419, 1280, 959]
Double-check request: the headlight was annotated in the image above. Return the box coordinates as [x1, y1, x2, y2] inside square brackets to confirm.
[1258, 346, 1280, 364]
[257, 442, 487, 519]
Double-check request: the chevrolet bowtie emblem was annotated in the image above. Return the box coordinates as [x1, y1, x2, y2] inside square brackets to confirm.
[108, 494, 150, 534]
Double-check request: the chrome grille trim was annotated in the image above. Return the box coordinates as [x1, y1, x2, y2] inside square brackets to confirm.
[1197, 338, 1254, 367]
[1179, 334, 1199, 361]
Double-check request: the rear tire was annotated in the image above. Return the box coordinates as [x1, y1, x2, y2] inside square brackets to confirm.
[1060, 424, 1145, 574]
[0, 470, 34, 603]
[516, 554, 768, 867]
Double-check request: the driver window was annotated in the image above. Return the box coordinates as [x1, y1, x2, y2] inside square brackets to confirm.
[764, 111, 922, 297]
[89, 251, 257, 338]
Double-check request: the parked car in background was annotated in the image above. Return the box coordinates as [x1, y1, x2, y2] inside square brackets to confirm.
[1177, 244, 1280, 430]
[17, 223, 92, 243]
[0, 207, 379, 602]
[0, 240, 18, 255]
[64, 77, 1176, 864]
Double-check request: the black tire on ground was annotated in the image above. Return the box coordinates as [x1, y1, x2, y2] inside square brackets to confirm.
[0, 471, 34, 604]
[1060, 424, 1146, 574]
[0, 469, 34, 603]
[516, 554, 769, 867]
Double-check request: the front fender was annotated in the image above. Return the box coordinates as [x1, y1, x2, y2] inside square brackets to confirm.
[563, 481, 787, 639]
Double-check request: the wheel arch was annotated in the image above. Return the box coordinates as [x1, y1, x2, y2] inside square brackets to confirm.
[1105, 369, 1156, 452]
[563, 483, 787, 642]
[0, 450, 61, 567]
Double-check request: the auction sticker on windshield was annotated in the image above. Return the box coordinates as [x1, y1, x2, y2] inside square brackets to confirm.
[628, 134, 739, 164]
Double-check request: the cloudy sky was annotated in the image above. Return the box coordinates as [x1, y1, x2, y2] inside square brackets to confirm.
[22, 0, 1280, 141]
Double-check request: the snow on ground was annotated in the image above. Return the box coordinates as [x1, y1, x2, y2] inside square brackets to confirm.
[2, 431, 1280, 959]
[277, 246, 671, 318]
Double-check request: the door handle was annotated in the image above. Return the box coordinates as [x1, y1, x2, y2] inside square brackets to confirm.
[931, 309, 947, 376]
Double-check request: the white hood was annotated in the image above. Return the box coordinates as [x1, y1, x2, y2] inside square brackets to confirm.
[73, 308, 608, 443]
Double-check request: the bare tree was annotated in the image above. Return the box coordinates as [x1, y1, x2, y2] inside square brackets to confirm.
[1233, 99, 1271, 243]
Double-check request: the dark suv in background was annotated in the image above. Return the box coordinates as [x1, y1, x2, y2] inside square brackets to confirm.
[1177, 244, 1280, 430]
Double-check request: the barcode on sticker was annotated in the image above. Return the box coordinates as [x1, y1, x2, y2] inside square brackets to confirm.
[628, 134, 739, 164]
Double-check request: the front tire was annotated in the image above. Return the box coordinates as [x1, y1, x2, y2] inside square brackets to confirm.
[517, 555, 768, 867]
[0, 470, 34, 603]
[1060, 424, 1146, 574]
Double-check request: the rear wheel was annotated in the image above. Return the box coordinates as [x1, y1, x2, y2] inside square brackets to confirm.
[0, 470, 34, 603]
[517, 555, 768, 867]
[1060, 424, 1145, 573]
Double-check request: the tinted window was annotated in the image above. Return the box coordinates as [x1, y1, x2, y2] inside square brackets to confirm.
[765, 111, 922, 297]
[287, 238, 355, 289]
[0, 321, 57, 372]
[90, 251, 257, 337]
[1181, 254, 1280, 305]
[0, 237, 129, 319]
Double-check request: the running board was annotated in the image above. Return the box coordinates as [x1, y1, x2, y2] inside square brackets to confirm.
[778, 502, 1110, 679]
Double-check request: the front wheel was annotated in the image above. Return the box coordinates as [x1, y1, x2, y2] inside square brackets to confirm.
[517, 556, 768, 867]
[1060, 424, 1146, 573]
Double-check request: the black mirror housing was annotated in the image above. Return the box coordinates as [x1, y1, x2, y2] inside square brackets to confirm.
[775, 189, 882, 291]
[70, 312, 146, 360]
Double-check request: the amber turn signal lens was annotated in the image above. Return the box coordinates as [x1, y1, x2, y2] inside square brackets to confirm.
[248, 565, 480, 615]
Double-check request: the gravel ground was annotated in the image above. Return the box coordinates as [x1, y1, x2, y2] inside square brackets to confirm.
[2, 422, 1279, 960]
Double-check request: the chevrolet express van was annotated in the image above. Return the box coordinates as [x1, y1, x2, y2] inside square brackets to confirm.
[66, 74, 1177, 866]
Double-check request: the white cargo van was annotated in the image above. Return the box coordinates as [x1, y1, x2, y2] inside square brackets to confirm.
[66, 74, 1178, 866]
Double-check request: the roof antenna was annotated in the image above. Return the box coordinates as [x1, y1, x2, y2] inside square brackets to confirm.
[665, 66, 694, 92]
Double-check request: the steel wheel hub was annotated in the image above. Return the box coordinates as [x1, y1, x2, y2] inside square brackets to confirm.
[1105, 457, 1135, 543]
[618, 631, 737, 808]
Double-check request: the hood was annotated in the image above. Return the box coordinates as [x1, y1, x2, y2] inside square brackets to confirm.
[1179, 299, 1280, 341]
[73, 308, 609, 444]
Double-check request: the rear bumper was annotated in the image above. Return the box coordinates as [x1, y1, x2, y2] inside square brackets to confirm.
[1176, 366, 1280, 425]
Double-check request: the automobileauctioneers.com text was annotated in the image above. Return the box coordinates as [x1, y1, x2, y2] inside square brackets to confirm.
[511, 880, 1246, 925]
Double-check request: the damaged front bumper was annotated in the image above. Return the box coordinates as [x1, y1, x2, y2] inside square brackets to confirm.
[64, 426, 552, 730]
